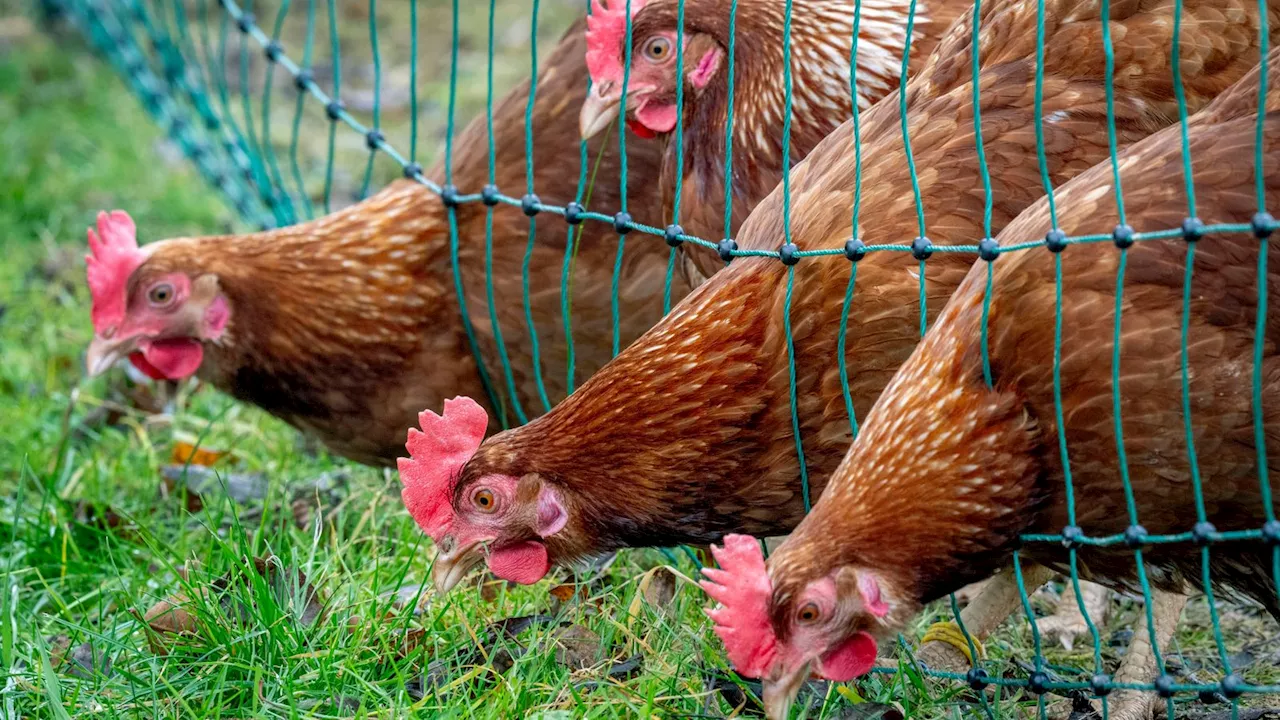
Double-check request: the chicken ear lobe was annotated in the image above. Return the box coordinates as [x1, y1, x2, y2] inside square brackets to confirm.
[535, 484, 568, 537]
[857, 571, 889, 617]
[686, 43, 723, 90]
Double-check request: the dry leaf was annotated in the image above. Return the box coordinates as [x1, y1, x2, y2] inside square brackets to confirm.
[47, 635, 71, 667]
[641, 567, 677, 610]
[141, 589, 206, 654]
[628, 566, 679, 626]
[552, 624, 602, 671]
[170, 442, 232, 467]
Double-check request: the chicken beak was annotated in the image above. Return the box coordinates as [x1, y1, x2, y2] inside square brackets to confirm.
[86, 334, 136, 377]
[431, 541, 485, 595]
[579, 81, 621, 140]
[762, 661, 811, 720]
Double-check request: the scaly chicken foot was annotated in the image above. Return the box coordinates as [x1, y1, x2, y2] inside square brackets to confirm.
[915, 563, 1057, 673]
[1037, 580, 1111, 651]
[1092, 589, 1188, 720]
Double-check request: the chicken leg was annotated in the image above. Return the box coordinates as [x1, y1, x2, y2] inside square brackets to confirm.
[1037, 581, 1111, 651]
[916, 563, 1057, 672]
[1097, 589, 1188, 720]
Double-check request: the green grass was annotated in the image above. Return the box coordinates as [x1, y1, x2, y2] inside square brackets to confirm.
[2, 7, 1278, 720]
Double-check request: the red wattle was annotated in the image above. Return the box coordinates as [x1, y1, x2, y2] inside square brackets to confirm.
[817, 631, 878, 681]
[486, 541, 551, 585]
[135, 338, 204, 379]
[128, 352, 168, 381]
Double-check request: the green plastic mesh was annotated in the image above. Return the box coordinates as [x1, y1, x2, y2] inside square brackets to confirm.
[52, 0, 1280, 712]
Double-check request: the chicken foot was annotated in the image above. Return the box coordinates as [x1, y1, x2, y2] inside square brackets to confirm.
[1094, 589, 1189, 720]
[1037, 580, 1112, 651]
[915, 563, 1057, 672]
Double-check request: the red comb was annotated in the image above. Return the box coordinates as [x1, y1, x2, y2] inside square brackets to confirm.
[397, 397, 489, 541]
[585, 0, 648, 82]
[85, 210, 144, 333]
[700, 534, 778, 678]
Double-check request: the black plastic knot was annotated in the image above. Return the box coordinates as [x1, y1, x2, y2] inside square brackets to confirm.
[1113, 224, 1135, 249]
[1090, 674, 1112, 697]
[1045, 228, 1068, 253]
[1060, 525, 1083, 549]
[1124, 524, 1147, 548]
[521, 193, 541, 217]
[235, 12, 254, 33]
[779, 243, 800, 266]
[613, 211, 632, 234]
[1263, 519, 1280, 545]
[264, 40, 283, 62]
[190, 143, 207, 160]
[664, 224, 684, 248]
[204, 114, 221, 131]
[718, 238, 738, 262]
[563, 201, 584, 223]
[365, 129, 385, 150]
[325, 99, 345, 121]
[1253, 211, 1276, 239]
[978, 237, 999, 263]
[844, 238, 867, 262]
[911, 236, 933, 261]
[1181, 217, 1205, 242]
[1027, 671, 1050, 695]
[241, 166, 255, 182]
[482, 184, 501, 207]
[1154, 675, 1176, 698]
[439, 184, 459, 208]
[966, 667, 989, 691]
[259, 221, 273, 231]
[294, 68, 313, 91]
[1192, 521, 1216, 546]
[213, 172, 229, 189]
[1220, 674, 1245, 700]
[402, 162, 423, 180]
[171, 117, 188, 134]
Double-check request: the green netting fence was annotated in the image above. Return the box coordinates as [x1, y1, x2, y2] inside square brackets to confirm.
[46, 0, 1280, 714]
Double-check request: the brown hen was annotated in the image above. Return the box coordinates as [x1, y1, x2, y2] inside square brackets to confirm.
[83, 19, 685, 466]
[404, 0, 1277, 588]
[580, 0, 970, 282]
[717, 47, 1280, 720]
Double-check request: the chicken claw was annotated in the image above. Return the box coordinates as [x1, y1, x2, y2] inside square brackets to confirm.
[1036, 581, 1110, 651]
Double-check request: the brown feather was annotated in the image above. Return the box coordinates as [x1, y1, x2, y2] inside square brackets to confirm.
[125, 20, 685, 465]
[458, 0, 1278, 567]
[773, 48, 1280, 621]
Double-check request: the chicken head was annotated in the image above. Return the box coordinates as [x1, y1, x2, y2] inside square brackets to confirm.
[702, 534, 887, 720]
[580, 0, 723, 139]
[399, 396, 570, 593]
[84, 211, 229, 381]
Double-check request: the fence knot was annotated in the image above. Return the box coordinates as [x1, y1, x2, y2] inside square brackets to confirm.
[844, 238, 867, 262]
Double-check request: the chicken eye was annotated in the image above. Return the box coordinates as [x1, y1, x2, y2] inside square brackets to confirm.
[796, 602, 822, 625]
[472, 488, 497, 513]
[148, 283, 175, 307]
[642, 36, 672, 62]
